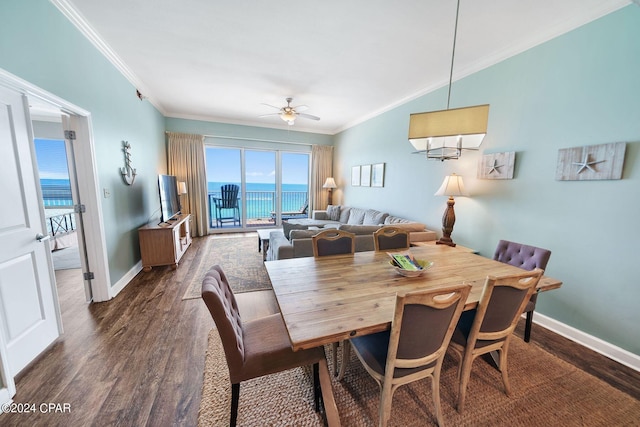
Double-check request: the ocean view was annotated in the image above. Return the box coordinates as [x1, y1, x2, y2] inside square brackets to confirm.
[40, 179, 308, 219]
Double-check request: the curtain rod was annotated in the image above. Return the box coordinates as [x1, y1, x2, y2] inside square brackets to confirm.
[165, 131, 312, 147]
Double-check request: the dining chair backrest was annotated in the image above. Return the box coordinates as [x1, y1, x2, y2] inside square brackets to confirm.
[201, 265, 245, 380]
[219, 184, 240, 209]
[373, 226, 410, 251]
[312, 229, 356, 257]
[469, 269, 543, 343]
[389, 284, 470, 375]
[493, 240, 551, 271]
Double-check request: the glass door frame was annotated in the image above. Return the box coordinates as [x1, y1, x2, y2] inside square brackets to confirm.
[205, 144, 311, 233]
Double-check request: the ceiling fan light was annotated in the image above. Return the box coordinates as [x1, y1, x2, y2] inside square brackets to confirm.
[281, 111, 296, 123]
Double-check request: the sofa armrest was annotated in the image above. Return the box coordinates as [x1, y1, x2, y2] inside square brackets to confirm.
[312, 210, 329, 220]
[267, 231, 294, 260]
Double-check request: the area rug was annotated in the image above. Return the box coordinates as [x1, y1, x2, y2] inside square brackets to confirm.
[199, 330, 640, 426]
[182, 235, 272, 300]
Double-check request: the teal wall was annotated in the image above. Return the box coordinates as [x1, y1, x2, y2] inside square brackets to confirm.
[334, 6, 640, 355]
[0, 0, 166, 285]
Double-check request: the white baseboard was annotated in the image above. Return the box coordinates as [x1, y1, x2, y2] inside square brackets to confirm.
[534, 313, 640, 372]
[110, 261, 142, 298]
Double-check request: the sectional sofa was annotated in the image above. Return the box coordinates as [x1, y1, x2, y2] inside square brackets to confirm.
[266, 205, 437, 260]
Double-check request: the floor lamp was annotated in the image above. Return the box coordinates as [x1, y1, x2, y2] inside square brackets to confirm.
[434, 174, 466, 247]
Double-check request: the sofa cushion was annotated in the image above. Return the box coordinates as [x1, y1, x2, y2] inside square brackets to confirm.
[363, 209, 388, 225]
[327, 205, 341, 221]
[347, 207, 367, 225]
[338, 207, 352, 224]
[289, 229, 319, 240]
[282, 221, 309, 240]
[339, 224, 382, 235]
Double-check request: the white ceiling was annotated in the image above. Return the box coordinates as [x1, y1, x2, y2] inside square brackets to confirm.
[55, 0, 631, 135]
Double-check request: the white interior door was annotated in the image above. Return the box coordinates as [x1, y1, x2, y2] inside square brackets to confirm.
[0, 86, 61, 381]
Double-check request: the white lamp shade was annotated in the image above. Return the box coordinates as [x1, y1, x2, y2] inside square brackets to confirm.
[434, 174, 467, 197]
[177, 181, 187, 195]
[322, 177, 337, 189]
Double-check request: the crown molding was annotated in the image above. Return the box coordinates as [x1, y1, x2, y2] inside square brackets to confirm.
[49, 0, 166, 114]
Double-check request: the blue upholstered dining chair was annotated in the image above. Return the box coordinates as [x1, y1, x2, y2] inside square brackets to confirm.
[449, 269, 543, 413]
[493, 240, 551, 342]
[201, 265, 326, 426]
[350, 284, 471, 427]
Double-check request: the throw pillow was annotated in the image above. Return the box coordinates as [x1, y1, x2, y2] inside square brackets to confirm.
[282, 221, 309, 240]
[347, 208, 366, 225]
[363, 209, 388, 225]
[327, 205, 341, 221]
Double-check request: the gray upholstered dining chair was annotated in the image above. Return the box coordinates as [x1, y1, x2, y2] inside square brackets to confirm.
[201, 265, 326, 426]
[373, 226, 410, 251]
[311, 228, 356, 257]
[493, 240, 551, 342]
[449, 268, 543, 413]
[350, 284, 471, 427]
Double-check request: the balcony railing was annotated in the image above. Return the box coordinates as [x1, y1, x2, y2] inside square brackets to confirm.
[208, 190, 308, 228]
[46, 212, 76, 236]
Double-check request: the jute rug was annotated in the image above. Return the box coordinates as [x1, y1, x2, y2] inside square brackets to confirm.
[199, 330, 640, 426]
[182, 235, 272, 300]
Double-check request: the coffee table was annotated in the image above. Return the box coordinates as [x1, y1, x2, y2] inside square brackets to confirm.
[256, 228, 278, 261]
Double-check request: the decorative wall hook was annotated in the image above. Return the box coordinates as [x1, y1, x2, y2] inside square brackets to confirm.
[120, 140, 137, 185]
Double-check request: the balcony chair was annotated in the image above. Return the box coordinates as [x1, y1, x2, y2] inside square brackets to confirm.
[311, 228, 356, 379]
[493, 240, 551, 342]
[201, 265, 327, 426]
[349, 284, 471, 427]
[271, 200, 309, 222]
[449, 269, 543, 413]
[213, 184, 240, 228]
[373, 226, 410, 251]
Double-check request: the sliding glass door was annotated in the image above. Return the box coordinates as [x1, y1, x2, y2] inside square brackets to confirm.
[205, 146, 310, 231]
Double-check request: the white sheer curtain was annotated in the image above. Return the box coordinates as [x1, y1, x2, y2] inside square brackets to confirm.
[167, 132, 209, 237]
[311, 145, 334, 211]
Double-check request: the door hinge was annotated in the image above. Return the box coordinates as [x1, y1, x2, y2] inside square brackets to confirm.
[83, 271, 94, 281]
[74, 204, 86, 214]
[64, 130, 76, 140]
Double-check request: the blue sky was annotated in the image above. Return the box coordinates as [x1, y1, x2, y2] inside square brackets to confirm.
[205, 148, 308, 185]
[34, 138, 69, 180]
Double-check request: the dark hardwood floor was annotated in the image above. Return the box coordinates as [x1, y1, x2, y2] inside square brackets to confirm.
[2, 234, 638, 426]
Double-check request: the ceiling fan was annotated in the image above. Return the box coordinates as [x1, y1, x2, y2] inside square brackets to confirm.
[259, 97, 320, 125]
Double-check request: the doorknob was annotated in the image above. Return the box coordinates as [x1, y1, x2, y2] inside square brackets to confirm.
[36, 233, 51, 242]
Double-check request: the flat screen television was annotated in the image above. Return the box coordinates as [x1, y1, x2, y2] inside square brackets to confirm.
[158, 174, 181, 222]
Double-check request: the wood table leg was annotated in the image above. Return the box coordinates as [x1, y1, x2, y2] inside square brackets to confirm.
[318, 357, 341, 426]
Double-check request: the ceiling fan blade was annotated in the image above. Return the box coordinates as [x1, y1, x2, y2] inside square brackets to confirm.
[260, 103, 282, 111]
[298, 113, 320, 121]
[292, 105, 309, 112]
[258, 113, 282, 118]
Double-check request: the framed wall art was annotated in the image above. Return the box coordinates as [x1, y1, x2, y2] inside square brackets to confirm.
[351, 165, 361, 186]
[360, 164, 371, 187]
[555, 142, 626, 181]
[371, 163, 385, 187]
[477, 151, 515, 180]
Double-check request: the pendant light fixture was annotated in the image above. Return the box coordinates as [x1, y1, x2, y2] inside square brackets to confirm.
[408, 0, 489, 161]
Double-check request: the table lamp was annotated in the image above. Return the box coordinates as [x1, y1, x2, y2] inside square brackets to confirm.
[177, 181, 187, 212]
[434, 173, 467, 247]
[323, 177, 337, 205]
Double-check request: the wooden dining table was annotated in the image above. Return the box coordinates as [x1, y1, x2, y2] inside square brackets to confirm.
[264, 242, 561, 426]
[265, 242, 562, 352]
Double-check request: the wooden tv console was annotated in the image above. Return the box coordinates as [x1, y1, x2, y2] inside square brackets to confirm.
[139, 213, 192, 271]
